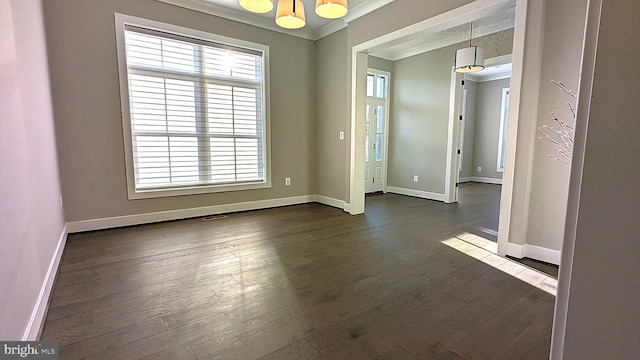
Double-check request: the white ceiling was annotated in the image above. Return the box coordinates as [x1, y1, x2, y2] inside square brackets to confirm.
[155, 0, 515, 72]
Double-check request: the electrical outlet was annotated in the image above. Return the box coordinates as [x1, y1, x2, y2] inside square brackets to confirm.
[285, 177, 291, 186]
[339, 131, 344, 140]
[413, 175, 419, 182]
[477, 167, 482, 172]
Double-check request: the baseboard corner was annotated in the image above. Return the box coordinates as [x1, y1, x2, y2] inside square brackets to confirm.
[23, 224, 68, 341]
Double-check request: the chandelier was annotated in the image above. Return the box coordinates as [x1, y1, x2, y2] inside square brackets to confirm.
[239, 0, 349, 29]
[454, 21, 485, 73]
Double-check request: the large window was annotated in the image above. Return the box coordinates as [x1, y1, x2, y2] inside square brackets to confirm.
[115, 14, 270, 199]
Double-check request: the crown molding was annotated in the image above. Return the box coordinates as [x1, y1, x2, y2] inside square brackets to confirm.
[155, 0, 316, 39]
[155, 0, 396, 41]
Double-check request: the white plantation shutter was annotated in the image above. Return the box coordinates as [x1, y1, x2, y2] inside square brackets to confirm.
[120, 24, 267, 195]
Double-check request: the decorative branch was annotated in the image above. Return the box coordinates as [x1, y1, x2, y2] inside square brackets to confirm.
[538, 80, 576, 164]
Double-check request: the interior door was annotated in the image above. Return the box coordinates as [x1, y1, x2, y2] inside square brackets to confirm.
[365, 71, 389, 194]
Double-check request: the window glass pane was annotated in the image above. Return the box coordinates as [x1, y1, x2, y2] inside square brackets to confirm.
[169, 136, 199, 184]
[165, 79, 196, 133]
[231, 53, 258, 80]
[376, 105, 384, 133]
[497, 89, 510, 171]
[134, 136, 170, 187]
[366, 74, 374, 97]
[236, 138, 260, 181]
[233, 87, 259, 136]
[376, 75, 386, 98]
[204, 47, 231, 77]
[207, 84, 234, 135]
[122, 24, 267, 195]
[365, 104, 370, 162]
[161, 39, 195, 73]
[376, 134, 383, 161]
[125, 32, 162, 68]
[210, 137, 236, 183]
[129, 75, 168, 133]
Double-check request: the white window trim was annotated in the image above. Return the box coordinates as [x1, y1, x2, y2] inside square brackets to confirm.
[114, 13, 271, 199]
[497, 87, 510, 172]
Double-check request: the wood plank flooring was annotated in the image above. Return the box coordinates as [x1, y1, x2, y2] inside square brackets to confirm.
[42, 183, 556, 359]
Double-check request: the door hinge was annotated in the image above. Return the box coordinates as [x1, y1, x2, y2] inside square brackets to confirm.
[456, 183, 459, 188]
[461, 80, 465, 86]
[459, 115, 463, 120]
[457, 149, 461, 154]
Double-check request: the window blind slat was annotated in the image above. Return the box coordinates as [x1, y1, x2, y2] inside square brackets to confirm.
[124, 27, 265, 190]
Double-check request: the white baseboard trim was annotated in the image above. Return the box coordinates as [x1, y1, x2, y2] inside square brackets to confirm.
[313, 195, 346, 210]
[507, 242, 561, 265]
[67, 195, 315, 233]
[525, 244, 562, 265]
[23, 224, 68, 341]
[459, 177, 503, 185]
[387, 186, 446, 202]
[343, 202, 352, 213]
[507, 243, 526, 258]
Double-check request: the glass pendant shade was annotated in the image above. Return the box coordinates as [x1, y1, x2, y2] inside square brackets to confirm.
[454, 46, 485, 73]
[276, 0, 306, 29]
[239, 0, 274, 13]
[315, 0, 348, 19]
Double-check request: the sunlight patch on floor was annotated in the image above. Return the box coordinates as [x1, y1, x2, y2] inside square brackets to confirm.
[441, 235, 557, 296]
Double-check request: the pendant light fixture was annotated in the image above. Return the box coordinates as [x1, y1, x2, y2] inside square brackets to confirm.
[239, 0, 348, 29]
[315, 0, 349, 19]
[275, 0, 306, 29]
[239, 0, 274, 13]
[454, 22, 485, 73]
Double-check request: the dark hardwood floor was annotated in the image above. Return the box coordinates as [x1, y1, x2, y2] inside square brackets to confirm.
[42, 183, 556, 359]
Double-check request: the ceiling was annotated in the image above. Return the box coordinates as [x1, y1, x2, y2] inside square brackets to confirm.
[155, 0, 395, 40]
[155, 0, 515, 74]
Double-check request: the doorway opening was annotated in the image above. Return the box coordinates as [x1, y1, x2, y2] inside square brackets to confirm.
[364, 69, 390, 194]
[453, 59, 513, 249]
[350, 0, 536, 259]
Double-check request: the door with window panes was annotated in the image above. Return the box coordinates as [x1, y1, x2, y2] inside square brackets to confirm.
[365, 71, 389, 193]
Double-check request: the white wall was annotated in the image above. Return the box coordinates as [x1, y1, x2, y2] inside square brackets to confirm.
[552, 0, 640, 358]
[0, 0, 66, 339]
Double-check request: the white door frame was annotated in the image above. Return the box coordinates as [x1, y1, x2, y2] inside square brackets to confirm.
[365, 68, 391, 194]
[445, 69, 464, 203]
[349, 0, 540, 259]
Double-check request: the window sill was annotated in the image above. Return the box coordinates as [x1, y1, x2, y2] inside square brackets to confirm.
[127, 180, 272, 200]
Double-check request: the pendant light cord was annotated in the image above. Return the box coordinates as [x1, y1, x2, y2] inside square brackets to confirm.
[469, 22, 473, 47]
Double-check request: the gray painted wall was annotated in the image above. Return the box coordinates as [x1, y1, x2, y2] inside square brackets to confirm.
[556, 1, 640, 357]
[368, 56, 393, 73]
[316, 29, 348, 201]
[524, 0, 588, 252]
[460, 81, 477, 179]
[0, 0, 66, 339]
[387, 32, 513, 195]
[388, 43, 456, 193]
[43, 0, 317, 222]
[468, 78, 510, 181]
